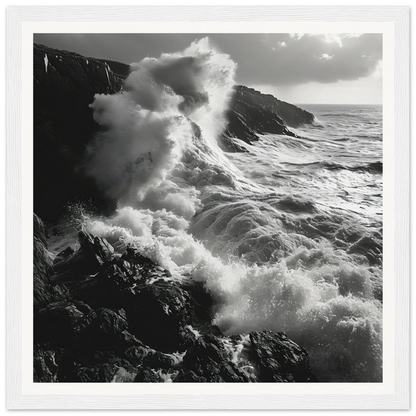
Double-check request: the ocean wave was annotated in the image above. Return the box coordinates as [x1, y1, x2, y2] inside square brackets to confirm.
[72, 38, 383, 382]
[303, 160, 382, 174]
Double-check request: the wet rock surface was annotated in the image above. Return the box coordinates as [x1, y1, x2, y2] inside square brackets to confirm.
[221, 85, 314, 151]
[34, 214, 317, 383]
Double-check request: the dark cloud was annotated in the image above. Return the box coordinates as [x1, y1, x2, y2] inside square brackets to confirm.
[208, 33, 382, 85]
[34, 33, 382, 87]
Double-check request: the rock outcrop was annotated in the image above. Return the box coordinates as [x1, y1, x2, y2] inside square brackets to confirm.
[222, 85, 314, 151]
[33, 214, 317, 383]
[34, 44, 126, 222]
[33, 214, 68, 313]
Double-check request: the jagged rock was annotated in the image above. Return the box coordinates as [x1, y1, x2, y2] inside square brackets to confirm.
[174, 369, 207, 382]
[33, 214, 68, 312]
[78, 230, 115, 265]
[176, 330, 315, 383]
[53, 246, 75, 265]
[134, 367, 164, 382]
[142, 351, 179, 370]
[34, 300, 94, 346]
[75, 308, 127, 348]
[221, 85, 314, 150]
[178, 333, 248, 382]
[92, 262, 140, 307]
[74, 308, 144, 354]
[62, 261, 134, 308]
[56, 347, 140, 382]
[34, 346, 59, 382]
[71, 359, 136, 383]
[123, 280, 190, 352]
[34, 213, 48, 246]
[124, 345, 155, 366]
[70, 259, 159, 310]
[249, 331, 315, 382]
[34, 221, 318, 383]
[51, 230, 115, 284]
[122, 245, 171, 277]
[179, 279, 214, 326]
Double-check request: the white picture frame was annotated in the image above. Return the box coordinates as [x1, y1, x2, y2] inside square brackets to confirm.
[6, 6, 409, 410]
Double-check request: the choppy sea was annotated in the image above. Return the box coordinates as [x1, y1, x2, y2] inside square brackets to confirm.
[47, 40, 383, 382]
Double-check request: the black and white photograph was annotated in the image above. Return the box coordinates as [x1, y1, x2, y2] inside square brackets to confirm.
[32, 32, 384, 384]
[3, 2, 411, 409]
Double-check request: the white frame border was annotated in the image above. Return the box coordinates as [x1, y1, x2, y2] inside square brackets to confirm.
[3, 3, 414, 414]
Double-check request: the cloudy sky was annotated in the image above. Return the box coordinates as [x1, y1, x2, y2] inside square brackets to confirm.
[34, 33, 382, 104]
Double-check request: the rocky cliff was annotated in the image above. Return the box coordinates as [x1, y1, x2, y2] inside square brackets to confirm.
[34, 44, 127, 222]
[33, 43, 314, 222]
[34, 214, 317, 383]
[223, 85, 314, 150]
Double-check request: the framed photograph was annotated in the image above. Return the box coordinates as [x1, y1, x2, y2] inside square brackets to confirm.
[6, 5, 409, 410]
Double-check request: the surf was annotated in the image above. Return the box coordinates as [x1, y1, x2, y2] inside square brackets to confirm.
[59, 38, 385, 382]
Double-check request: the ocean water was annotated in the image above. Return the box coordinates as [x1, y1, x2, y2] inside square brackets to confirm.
[51, 39, 383, 382]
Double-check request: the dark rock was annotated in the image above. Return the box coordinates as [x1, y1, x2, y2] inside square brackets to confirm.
[124, 345, 154, 366]
[179, 279, 214, 326]
[44, 230, 192, 353]
[174, 369, 207, 382]
[33, 219, 317, 383]
[122, 245, 171, 277]
[249, 330, 315, 382]
[72, 256, 154, 309]
[58, 348, 138, 382]
[179, 334, 247, 382]
[221, 85, 314, 150]
[34, 300, 94, 346]
[74, 361, 134, 383]
[142, 351, 179, 370]
[58, 277, 98, 308]
[34, 43, 122, 222]
[34, 346, 59, 382]
[75, 308, 128, 350]
[53, 246, 75, 265]
[33, 214, 68, 312]
[74, 308, 145, 356]
[100, 260, 143, 286]
[94, 263, 138, 306]
[75, 363, 118, 382]
[62, 265, 123, 309]
[134, 367, 164, 382]
[51, 230, 115, 285]
[78, 230, 114, 265]
[34, 213, 48, 246]
[124, 281, 190, 352]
